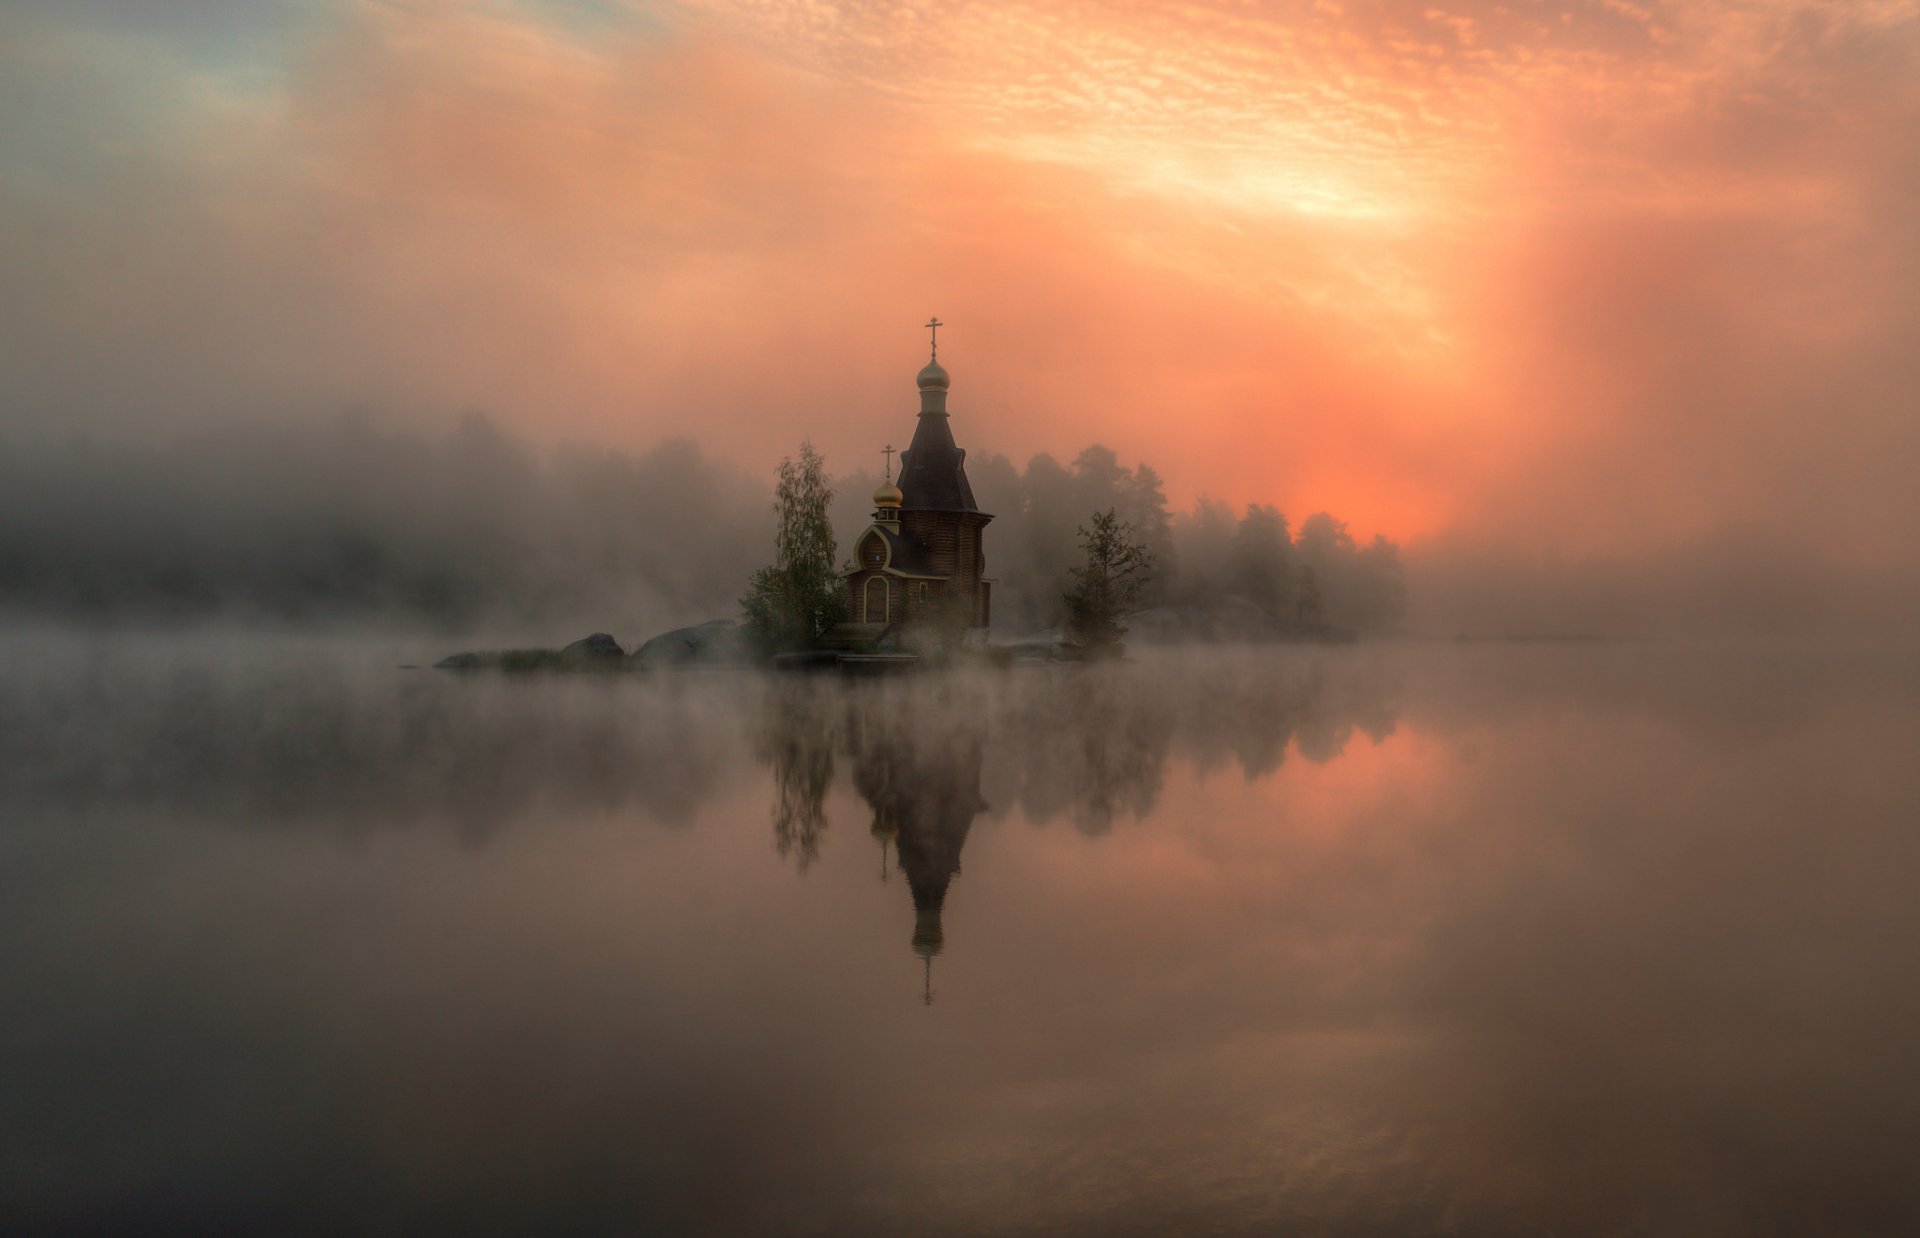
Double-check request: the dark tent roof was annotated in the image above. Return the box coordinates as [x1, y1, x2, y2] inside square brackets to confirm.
[897, 410, 981, 514]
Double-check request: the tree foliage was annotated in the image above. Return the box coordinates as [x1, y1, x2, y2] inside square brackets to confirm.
[761, 690, 834, 871]
[833, 442, 1407, 637]
[742, 440, 845, 653]
[1233, 503, 1294, 619]
[1177, 502, 1405, 633]
[0, 413, 773, 632]
[1064, 509, 1154, 653]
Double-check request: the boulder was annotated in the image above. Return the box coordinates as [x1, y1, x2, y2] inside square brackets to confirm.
[560, 632, 626, 661]
[633, 619, 752, 668]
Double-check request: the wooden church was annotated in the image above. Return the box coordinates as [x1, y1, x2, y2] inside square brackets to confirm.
[840, 322, 993, 640]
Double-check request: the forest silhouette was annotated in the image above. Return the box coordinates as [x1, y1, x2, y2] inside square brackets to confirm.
[0, 416, 1404, 637]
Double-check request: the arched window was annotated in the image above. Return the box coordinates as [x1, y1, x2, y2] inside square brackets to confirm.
[864, 576, 890, 624]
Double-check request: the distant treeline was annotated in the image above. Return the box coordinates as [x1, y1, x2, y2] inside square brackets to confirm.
[0, 416, 1404, 636]
[0, 415, 768, 635]
[833, 445, 1406, 634]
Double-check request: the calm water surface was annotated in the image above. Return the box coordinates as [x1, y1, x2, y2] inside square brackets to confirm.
[3, 635, 1917, 1235]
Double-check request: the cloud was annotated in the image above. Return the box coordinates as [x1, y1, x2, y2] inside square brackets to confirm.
[2, 0, 1917, 630]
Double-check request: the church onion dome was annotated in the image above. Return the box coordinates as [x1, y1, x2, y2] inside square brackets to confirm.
[916, 358, 949, 391]
[873, 480, 903, 508]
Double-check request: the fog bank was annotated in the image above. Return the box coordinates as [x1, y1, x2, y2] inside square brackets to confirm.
[3, 414, 1911, 641]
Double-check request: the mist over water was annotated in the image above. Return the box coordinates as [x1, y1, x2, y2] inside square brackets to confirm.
[4, 633, 1917, 1235]
[9, 412, 1913, 644]
[9, 2, 1920, 1229]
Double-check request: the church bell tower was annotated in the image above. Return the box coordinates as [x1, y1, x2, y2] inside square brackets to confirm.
[840, 320, 995, 636]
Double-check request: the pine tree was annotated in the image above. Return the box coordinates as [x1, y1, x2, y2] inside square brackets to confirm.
[1294, 563, 1325, 627]
[1234, 503, 1294, 622]
[742, 440, 846, 653]
[1064, 509, 1154, 655]
[1121, 463, 1176, 605]
[1350, 534, 1408, 632]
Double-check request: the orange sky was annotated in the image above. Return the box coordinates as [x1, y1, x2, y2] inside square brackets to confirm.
[3, 0, 1918, 562]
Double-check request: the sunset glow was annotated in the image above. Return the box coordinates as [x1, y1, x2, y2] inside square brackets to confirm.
[7, 8, 1920, 1224]
[4, 0, 1917, 584]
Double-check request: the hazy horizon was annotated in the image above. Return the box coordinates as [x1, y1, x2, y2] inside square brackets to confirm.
[5, 0, 1918, 639]
[2, 408, 1910, 640]
[10, 6, 1920, 1233]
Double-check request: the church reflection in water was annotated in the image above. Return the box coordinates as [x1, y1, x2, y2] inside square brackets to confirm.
[851, 707, 987, 1004]
[755, 654, 1404, 1003]
[759, 679, 991, 1004]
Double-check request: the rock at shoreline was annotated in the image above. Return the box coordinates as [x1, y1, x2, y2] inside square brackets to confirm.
[561, 632, 626, 661]
[633, 619, 751, 668]
[432, 635, 627, 672]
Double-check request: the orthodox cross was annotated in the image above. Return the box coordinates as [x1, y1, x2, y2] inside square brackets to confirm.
[924, 316, 943, 359]
[881, 444, 895, 482]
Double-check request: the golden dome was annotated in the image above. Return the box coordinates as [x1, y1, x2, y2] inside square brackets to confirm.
[873, 480, 903, 508]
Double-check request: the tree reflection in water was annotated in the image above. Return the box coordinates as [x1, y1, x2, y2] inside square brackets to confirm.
[757, 688, 837, 873]
[758, 656, 1401, 850]
[754, 655, 1405, 999]
[1, 643, 1403, 853]
[8, 636, 1919, 1235]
